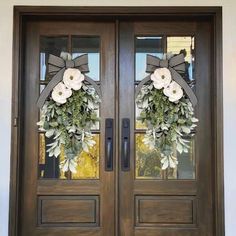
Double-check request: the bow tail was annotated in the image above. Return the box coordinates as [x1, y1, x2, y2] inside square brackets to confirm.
[84, 76, 102, 98]
[37, 68, 66, 108]
[169, 68, 197, 107]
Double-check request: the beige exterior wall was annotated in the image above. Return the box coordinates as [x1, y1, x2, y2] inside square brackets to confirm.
[0, 1, 235, 235]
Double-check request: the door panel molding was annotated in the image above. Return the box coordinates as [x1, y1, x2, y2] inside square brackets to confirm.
[10, 6, 223, 236]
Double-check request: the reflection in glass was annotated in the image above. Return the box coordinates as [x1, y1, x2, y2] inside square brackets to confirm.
[72, 134, 100, 179]
[135, 103, 148, 130]
[135, 37, 164, 81]
[168, 138, 195, 179]
[135, 134, 162, 179]
[167, 36, 195, 82]
[38, 133, 66, 179]
[135, 134, 195, 180]
[39, 133, 100, 179]
[40, 85, 45, 93]
[72, 37, 100, 81]
[40, 36, 68, 81]
[39, 133, 46, 178]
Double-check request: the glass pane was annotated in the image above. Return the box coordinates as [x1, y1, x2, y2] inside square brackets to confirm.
[40, 36, 68, 81]
[38, 133, 67, 179]
[135, 134, 195, 180]
[135, 36, 164, 81]
[91, 108, 100, 130]
[167, 36, 195, 83]
[135, 103, 147, 130]
[40, 84, 45, 93]
[72, 134, 100, 179]
[135, 133, 162, 179]
[168, 137, 195, 179]
[38, 133, 100, 179]
[72, 36, 100, 81]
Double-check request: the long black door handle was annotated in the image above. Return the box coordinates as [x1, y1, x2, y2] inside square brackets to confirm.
[105, 119, 113, 171]
[121, 118, 130, 171]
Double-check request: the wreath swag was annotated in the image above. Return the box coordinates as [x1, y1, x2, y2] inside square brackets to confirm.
[37, 52, 100, 173]
[136, 53, 198, 170]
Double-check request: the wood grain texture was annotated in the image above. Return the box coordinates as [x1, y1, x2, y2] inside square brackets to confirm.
[39, 196, 99, 226]
[135, 196, 196, 226]
[119, 20, 215, 236]
[18, 21, 115, 236]
[119, 22, 135, 236]
[10, 7, 223, 236]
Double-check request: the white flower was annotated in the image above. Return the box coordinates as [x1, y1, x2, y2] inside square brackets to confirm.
[60, 158, 77, 173]
[63, 68, 84, 90]
[51, 82, 72, 104]
[163, 81, 183, 102]
[151, 68, 172, 89]
[161, 156, 178, 169]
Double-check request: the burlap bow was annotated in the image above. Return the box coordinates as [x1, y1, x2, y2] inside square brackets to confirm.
[135, 53, 197, 106]
[37, 54, 101, 108]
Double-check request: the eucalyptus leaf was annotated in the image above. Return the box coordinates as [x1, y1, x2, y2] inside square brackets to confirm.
[45, 129, 54, 138]
[54, 146, 61, 157]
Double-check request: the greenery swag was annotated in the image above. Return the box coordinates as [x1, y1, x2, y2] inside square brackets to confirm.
[136, 64, 198, 170]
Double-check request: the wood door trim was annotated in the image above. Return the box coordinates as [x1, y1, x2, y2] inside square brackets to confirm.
[10, 6, 223, 236]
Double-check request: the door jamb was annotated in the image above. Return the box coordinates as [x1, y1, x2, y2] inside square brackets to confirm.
[10, 6, 223, 236]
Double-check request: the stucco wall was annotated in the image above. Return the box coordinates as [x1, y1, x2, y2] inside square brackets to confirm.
[0, 1, 235, 235]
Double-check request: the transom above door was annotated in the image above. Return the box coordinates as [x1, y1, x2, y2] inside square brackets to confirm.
[18, 17, 216, 236]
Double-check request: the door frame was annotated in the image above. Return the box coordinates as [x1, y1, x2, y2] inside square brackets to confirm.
[10, 6, 223, 236]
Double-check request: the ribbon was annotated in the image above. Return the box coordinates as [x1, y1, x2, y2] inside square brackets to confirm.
[37, 54, 101, 108]
[135, 53, 197, 106]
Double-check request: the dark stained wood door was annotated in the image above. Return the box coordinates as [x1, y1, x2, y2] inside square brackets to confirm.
[20, 18, 214, 236]
[119, 21, 213, 236]
[21, 21, 116, 236]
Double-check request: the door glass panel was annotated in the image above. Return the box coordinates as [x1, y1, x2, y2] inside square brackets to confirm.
[71, 134, 100, 179]
[135, 133, 162, 179]
[135, 134, 195, 180]
[38, 36, 100, 180]
[39, 36, 69, 179]
[135, 36, 164, 81]
[167, 137, 195, 179]
[38, 132, 100, 179]
[71, 36, 100, 130]
[167, 36, 195, 84]
[135, 35, 196, 179]
[72, 36, 100, 81]
[135, 103, 148, 130]
[38, 133, 67, 179]
[40, 36, 68, 81]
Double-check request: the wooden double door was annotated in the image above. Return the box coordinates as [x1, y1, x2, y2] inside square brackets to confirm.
[20, 18, 213, 236]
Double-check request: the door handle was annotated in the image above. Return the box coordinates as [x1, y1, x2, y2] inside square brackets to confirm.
[121, 118, 130, 171]
[105, 118, 113, 171]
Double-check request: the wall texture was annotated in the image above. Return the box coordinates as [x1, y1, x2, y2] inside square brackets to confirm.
[0, 0, 235, 235]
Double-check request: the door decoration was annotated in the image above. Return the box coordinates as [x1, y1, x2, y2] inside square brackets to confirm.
[136, 53, 198, 169]
[37, 52, 101, 173]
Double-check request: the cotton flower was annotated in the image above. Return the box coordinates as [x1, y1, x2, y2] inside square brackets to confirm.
[163, 81, 183, 102]
[51, 82, 72, 104]
[63, 68, 85, 90]
[151, 68, 172, 89]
